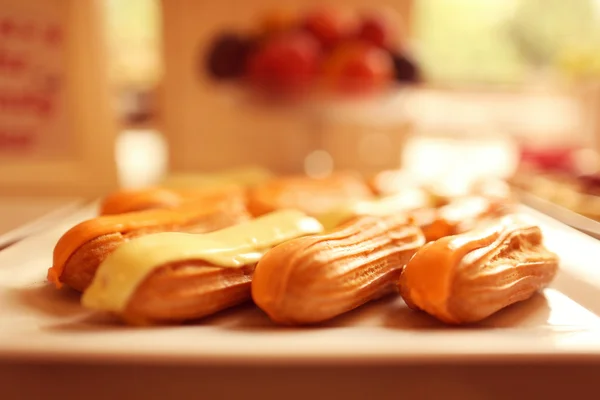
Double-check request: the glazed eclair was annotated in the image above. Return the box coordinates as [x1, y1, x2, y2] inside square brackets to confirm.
[316, 188, 434, 230]
[252, 214, 425, 325]
[82, 210, 324, 325]
[246, 172, 374, 217]
[99, 184, 245, 215]
[410, 195, 514, 242]
[317, 193, 508, 243]
[49, 195, 251, 292]
[399, 214, 559, 324]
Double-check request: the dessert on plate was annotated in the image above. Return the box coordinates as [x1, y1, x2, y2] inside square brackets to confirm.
[399, 214, 559, 324]
[99, 184, 245, 215]
[252, 213, 424, 324]
[46, 168, 559, 327]
[246, 172, 374, 216]
[82, 209, 324, 325]
[49, 195, 250, 291]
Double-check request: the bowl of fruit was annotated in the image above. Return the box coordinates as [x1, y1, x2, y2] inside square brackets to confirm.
[204, 7, 421, 102]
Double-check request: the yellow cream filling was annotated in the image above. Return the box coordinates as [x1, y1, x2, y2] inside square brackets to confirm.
[82, 209, 323, 313]
[317, 190, 431, 230]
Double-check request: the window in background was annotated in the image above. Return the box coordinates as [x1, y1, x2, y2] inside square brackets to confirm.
[105, 0, 161, 91]
[105, 0, 162, 125]
[413, 0, 600, 86]
[104, 0, 165, 188]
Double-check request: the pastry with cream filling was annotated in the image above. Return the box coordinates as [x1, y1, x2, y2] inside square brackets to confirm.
[82, 210, 324, 325]
[49, 195, 250, 292]
[316, 188, 433, 230]
[100, 184, 245, 215]
[246, 172, 374, 217]
[411, 195, 514, 242]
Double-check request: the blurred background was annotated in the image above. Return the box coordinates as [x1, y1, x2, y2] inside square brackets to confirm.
[106, 0, 600, 111]
[2, 0, 600, 232]
[105, 2, 600, 159]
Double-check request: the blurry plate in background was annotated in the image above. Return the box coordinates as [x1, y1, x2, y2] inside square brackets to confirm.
[0, 197, 84, 250]
[517, 190, 600, 240]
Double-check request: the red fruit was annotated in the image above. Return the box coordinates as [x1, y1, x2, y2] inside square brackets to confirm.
[247, 32, 321, 96]
[322, 42, 393, 95]
[302, 8, 356, 49]
[520, 147, 575, 173]
[357, 12, 394, 48]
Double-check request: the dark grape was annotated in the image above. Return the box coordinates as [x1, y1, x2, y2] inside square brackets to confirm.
[205, 33, 254, 80]
[390, 52, 421, 83]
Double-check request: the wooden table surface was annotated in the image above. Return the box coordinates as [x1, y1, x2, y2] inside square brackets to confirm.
[1, 362, 599, 400]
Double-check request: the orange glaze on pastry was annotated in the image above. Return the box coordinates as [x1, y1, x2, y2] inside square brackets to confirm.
[48, 195, 245, 288]
[399, 214, 558, 324]
[247, 172, 374, 217]
[100, 184, 244, 215]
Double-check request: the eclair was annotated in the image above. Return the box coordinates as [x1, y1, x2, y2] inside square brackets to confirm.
[399, 214, 559, 324]
[317, 188, 433, 230]
[48, 195, 250, 292]
[325, 195, 511, 244]
[367, 169, 424, 197]
[252, 214, 425, 325]
[246, 172, 374, 217]
[468, 177, 514, 202]
[100, 184, 244, 215]
[410, 195, 514, 242]
[82, 210, 324, 325]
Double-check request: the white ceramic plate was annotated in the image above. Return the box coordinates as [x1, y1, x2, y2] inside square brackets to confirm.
[0, 205, 600, 365]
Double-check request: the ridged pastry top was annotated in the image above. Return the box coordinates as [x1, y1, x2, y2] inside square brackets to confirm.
[400, 214, 557, 323]
[82, 209, 324, 313]
[48, 195, 246, 288]
[252, 214, 425, 324]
